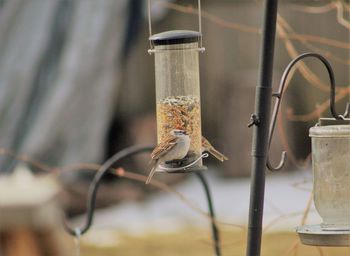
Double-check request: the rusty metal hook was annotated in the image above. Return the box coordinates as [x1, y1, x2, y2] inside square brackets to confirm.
[266, 89, 287, 172]
[343, 102, 350, 118]
[266, 52, 349, 171]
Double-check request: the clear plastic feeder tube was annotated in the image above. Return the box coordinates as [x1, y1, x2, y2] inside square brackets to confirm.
[150, 30, 203, 168]
[310, 125, 350, 230]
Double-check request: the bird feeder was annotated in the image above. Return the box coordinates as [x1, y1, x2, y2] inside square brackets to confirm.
[264, 53, 350, 247]
[297, 118, 350, 247]
[148, 1, 206, 171]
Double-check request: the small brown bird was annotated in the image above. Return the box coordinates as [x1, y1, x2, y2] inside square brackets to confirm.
[202, 136, 228, 162]
[146, 129, 190, 184]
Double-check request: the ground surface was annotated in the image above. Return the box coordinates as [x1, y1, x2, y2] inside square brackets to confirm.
[73, 170, 321, 234]
[72, 171, 349, 255]
[80, 229, 349, 256]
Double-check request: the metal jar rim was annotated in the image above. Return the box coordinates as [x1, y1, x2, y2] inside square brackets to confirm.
[309, 125, 350, 138]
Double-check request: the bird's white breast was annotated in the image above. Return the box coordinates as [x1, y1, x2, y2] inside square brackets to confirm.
[162, 135, 190, 162]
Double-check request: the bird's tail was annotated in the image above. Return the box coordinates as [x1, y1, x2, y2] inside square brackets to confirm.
[209, 148, 228, 162]
[146, 161, 158, 184]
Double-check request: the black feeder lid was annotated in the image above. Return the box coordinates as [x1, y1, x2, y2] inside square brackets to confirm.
[149, 30, 201, 46]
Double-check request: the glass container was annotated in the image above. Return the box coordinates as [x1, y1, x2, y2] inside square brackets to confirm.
[310, 124, 350, 230]
[150, 30, 203, 168]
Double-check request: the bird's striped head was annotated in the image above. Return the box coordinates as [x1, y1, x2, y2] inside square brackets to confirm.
[170, 129, 187, 136]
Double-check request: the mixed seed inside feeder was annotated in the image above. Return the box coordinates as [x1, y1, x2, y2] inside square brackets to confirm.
[157, 95, 202, 166]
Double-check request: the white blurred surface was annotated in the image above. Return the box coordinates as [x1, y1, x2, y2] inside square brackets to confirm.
[74, 169, 322, 236]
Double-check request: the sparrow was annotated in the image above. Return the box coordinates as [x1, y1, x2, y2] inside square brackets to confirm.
[146, 129, 191, 184]
[202, 136, 228, 162]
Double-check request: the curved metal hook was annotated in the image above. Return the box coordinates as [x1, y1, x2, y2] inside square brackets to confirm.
[267, 90, 287, 171]
[63, 147, 210, 235]
[63, 146, 220, 255]
[64, 145, 154, 236]
[194, 172, 221, 256]
[266, 151, 287, 172]
[344, 103, 350, 118]
[266, 52, 349, 171]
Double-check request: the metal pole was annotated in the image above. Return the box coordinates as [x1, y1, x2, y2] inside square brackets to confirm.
[246, 0, 278, 255]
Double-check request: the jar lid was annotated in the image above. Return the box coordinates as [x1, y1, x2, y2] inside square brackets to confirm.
[318, 117, 350, 126]
[309, 125, 350, 138]
[149, 30, 201, 45]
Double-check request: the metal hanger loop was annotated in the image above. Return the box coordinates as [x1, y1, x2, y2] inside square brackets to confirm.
[157, 153, 209, 173]
[266, 52, 349, 171]
[147, 0, 204, 50]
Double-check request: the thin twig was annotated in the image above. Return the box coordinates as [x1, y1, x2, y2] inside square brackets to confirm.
[289, 2, 336, 14]
[278, 14, 350, 65]
[301, 191, 313, 226]
[157, 0, 350, 98]
[279, 32, 350, 50]
[315, 246, 325, 256]
[288, 1, 349, 29]
[284, 239, 300, 256]
[156, 1, 260, 34]
[286, 87, 350, 122]
[156, 1, 350, 49]
[263, 210, 316, 233]
[334, 1, 350, 29]
[277, 22, 333, 92]
[0, 148, 54, 173]
[114, 168, 245, 230]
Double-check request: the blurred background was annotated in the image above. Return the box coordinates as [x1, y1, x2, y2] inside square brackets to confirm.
[0, 0, 349, 255]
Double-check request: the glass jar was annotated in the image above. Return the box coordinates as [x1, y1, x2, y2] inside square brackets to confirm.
[310, 124, 350, 230]
[150, 30, 203, 168]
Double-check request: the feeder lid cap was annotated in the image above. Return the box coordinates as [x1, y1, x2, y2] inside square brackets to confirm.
[310, 124, 350, 137]
[149, 30, 201, 45]
[317, 117, 350, 126]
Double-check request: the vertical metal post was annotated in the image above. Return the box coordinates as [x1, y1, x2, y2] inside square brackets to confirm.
[246, 0, 278, 256]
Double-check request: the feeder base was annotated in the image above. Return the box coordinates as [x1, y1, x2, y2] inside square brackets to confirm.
[296, 224, 350, 247]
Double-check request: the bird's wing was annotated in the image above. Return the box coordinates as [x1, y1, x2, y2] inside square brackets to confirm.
[201, 136, 212, 148]
[151, 136, 178, 160]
